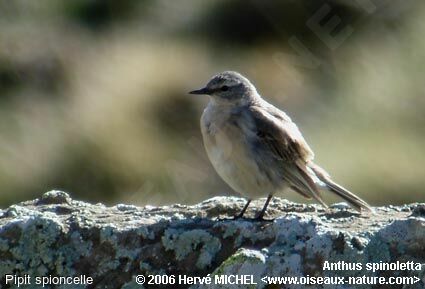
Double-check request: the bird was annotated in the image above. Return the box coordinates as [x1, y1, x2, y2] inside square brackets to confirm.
[189, 71, 372, 220]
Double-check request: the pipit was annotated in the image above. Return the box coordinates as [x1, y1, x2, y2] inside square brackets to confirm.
[190, 71, 372, 220]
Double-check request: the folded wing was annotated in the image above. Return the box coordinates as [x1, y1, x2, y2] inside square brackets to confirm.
[250, 104, 328, 208]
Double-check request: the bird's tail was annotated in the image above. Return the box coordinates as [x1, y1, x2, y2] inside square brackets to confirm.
[309, 163, 373, 212]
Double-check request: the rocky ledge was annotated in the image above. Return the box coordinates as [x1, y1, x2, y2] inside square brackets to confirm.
[0, 191, 424, 289]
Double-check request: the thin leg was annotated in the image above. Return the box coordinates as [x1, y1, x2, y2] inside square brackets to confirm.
[217, 198, 251, 221]
[234, 199, 252, 219]
[255, 194, 273, 221]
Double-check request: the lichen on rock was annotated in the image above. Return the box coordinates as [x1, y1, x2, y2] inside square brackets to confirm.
[0, 191, 424, 289]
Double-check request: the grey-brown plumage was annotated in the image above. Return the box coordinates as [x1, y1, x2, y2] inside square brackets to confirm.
[190, 71, 372, 219]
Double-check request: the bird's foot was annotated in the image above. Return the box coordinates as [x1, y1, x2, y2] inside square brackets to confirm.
[216, 214, 274, 222]
[216, 213, 246, 221]
[251, 214, 275, 222]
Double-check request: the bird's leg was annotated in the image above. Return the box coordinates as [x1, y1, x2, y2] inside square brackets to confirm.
[217, 198, 251, 221]
[254, 194, 274, 221]
[234, 198, 251, 219]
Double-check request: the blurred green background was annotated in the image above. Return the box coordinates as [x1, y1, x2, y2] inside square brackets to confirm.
[0, 0, 424, 208]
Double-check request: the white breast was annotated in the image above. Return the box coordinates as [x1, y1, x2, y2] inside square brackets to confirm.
[200, 104, 276, 197]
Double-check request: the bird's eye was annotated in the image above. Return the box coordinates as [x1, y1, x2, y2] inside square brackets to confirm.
[221, 85, 229, 91]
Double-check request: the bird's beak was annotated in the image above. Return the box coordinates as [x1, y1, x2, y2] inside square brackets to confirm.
[189, 87, 210, 95]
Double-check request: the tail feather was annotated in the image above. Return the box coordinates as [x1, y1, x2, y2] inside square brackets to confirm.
[284, 161, 328, 208]
[295, 163, 328, 208]
[309, 163, 373, 212]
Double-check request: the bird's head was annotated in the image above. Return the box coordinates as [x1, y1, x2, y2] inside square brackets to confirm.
[189, 71, 258, 105]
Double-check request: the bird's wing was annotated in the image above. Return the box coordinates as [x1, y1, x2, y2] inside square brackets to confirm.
[250, 104, 314, 163]
[250, 104, 327, 206]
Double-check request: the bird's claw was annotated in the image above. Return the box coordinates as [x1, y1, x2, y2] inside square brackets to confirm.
[216, 215, 274, 222]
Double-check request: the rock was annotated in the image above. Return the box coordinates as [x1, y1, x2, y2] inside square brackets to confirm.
[0, 191, 424, 289]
